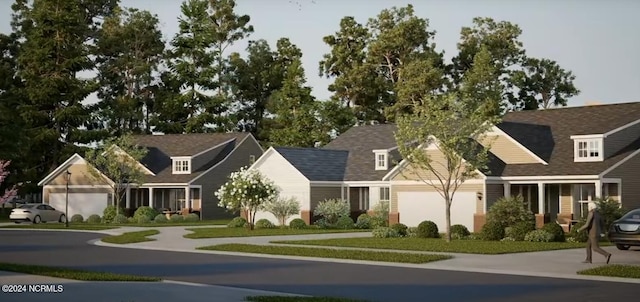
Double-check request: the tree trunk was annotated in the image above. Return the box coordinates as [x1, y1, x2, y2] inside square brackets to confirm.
[445, 199, 452, 242]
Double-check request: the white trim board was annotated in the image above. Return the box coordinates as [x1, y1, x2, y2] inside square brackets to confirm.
[390, 179, 485, 185]
[604, 118, 640, 137]
[37, 154, 115, 187]
[485, 175, 599, 181]
[191, 137, 237, 158]
[487, 126, 548, 165]
[599, 147, 640, 178]
[106, 145, 156, 176]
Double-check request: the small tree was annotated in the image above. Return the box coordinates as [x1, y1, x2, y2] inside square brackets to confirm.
[215, 167, 279, 230]
[263, 196, 301, 227]
[0, 160, 18, 205]
[372, 199, 390, 226]
[85, 134, 148, 216]
[595, 196, 626, 232]
[313, 198, 350, 225]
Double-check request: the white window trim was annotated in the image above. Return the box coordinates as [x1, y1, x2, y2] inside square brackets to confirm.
[379, 187, 390, 202]
[373, 150, 388, 170]
[171, 157, 191, 174]
[573, 138, 603, 162]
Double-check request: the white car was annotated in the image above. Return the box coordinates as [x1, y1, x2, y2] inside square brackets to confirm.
[9, 203, 66, 224]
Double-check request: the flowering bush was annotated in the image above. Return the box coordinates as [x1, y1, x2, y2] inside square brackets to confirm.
[371, 200, 390, 226]
[372, 227, 400, 238]
[263, 196, 300, 226]
[313, 198, 350, 225]
[215, 166, 279, 230]
[524, 229, 554, 242]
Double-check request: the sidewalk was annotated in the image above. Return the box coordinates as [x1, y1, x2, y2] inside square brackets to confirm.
[0, 271, 302, 302]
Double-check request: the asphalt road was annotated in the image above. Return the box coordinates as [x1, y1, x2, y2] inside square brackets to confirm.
[0, 230, 636, 302]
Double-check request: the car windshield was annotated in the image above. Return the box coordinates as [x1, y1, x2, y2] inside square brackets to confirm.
[18, 204, 36, 209]
[621, 209, 640, 221]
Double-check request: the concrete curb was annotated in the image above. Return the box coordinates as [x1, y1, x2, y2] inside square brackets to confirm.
[90, 239, 640, 285]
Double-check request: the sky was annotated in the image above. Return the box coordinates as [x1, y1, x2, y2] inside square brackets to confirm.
[0, 0, 638, 107]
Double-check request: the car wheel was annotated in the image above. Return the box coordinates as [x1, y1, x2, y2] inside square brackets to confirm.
[616, 244, 630, 250]
[59, 214, 66, 223]
[33, 215, 41, 224]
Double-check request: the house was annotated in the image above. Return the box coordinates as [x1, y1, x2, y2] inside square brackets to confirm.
[37, 133, 264, 220]
[251, 102, 640, 232]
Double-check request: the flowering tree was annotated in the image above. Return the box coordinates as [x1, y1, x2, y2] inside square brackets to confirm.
[215, 167, 279, 230]
[263, 196, 300, 227]
[0, 160, 18, 205]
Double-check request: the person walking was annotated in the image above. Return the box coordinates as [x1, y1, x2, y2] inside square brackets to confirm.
[578, 202, 612, 264]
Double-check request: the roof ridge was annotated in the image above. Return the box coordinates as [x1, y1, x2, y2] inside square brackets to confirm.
[506, 101, 640, 114]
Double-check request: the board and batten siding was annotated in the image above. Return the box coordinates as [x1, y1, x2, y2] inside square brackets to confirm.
[252, 149, 311, 225]
[603, 152, 640, 210]
[478, 134, 540, 164]
[190, 136, 264, 220]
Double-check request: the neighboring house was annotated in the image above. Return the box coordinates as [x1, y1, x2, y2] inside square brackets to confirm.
[252, 102, 640, 232]
[37, 133, 263, 220]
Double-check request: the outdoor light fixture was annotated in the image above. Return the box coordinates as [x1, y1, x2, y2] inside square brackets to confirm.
[65, 170, 71, 227]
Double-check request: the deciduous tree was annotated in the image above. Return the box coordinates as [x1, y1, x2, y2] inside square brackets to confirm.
[0, 160, 18, 205]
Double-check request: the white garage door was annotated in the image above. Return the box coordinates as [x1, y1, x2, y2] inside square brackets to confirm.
[397, 191, 476, 231]
[49, 193, 109, 218]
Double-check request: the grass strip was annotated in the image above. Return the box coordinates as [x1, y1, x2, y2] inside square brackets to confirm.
[577, 264, 640, 278]
[101, 229, 159, 244]
[184, 227, 367, 239]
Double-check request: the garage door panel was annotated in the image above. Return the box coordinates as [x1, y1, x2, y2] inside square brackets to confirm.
[49, 193, 109, 219]
[397, 191, 475, 231]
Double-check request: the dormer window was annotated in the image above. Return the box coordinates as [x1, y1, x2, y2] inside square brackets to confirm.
[172, 157, 191, 174]
[373, 149, 388, 170]
[571, 135, 603, 162]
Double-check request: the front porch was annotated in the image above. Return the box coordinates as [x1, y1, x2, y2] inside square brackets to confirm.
[119, 185, 202, 218]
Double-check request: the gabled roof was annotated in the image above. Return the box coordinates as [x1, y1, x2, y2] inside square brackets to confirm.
[37, 153, 115, 187]
[274, 147, 348, 181]
[496, 102, 640, 176]
[323, 124, 401, 181]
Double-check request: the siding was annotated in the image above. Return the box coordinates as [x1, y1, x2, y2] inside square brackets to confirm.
[190, 135, 265, 220]
[485, 183, 503, 211]
[48, 162, 108, 186]
[390, 183, 483, 214]
[560, 184, 572, 214]
[43, 187, 113, 204]
[391, 148, 483, 181]
[604, 152, 640, 210]
[604, 121, 640, 158]
[310, 186, 343, 212]
[191, 141, 229, 171]
[479, 134, 539, 164]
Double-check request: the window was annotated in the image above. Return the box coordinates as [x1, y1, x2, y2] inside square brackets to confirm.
[574, 138, 603, 162]
[575, 184, 595, 219]
[249, 155, 256, 164]
[172, 157, 191, 174]
[358, 187, 370, 210]
[374, 151, 388, 170]
[379, 187, 390, 202]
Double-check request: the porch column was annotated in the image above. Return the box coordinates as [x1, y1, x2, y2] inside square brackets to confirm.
[185, 186, 191, 210]
[503, 182, 511, 198]
[594, 180, 602, 199]
[125, 187, 131, 208]
[148, 187, 154, 208]
[340, 184, 344, 201]
[537, 182, 545, 214]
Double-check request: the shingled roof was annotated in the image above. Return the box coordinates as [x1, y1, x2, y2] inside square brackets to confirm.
[274, 147, 349, 181]
[494, 101, 640, 176]
[134, 133, 250, 183]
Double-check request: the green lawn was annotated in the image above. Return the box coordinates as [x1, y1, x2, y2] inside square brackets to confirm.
[578, 264, 640, 279]
[197, 243, 451, 264]
[101, 229, 159, 244]
[270, 237, 608, 255]
[184, 227, 369, 239]
[246, 296, 370, 302]
[0, 262, 160, 281]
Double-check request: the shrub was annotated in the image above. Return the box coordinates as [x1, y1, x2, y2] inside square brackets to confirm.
[355, 214, 372, 229]
[154, 214, 168, 223]
[451, 224, 470, 238]
[505, 221, 535, 241]
[184, 213, 199, 222]
[336, 216, 355, 229]
[314, 218, 333, 229]
[227, 216, 247, 228]
[289, 218, 307, 229]
[595, 197, 627, 231]
[371, 200, 389, 227]
[313, 198, 350, 224]
[263, 196, 300, 226]
[127, 217, 136, 223]
[86, 214, 102, 224]
[255, 218, 275, 229]
[70, 214, 84, 223]
[390, 223, 408, 237]
[416, 220, 439, 238]
[103, 205, 125, 223]
[372, 227, 400, 238]
[406, 227, 418, 238]
[136, 215, 151, 224]
[480, 220, 505, 241]
[170, 214, 184, 222]
[486, 195, 535, 229]
[568, 219, 589, 242]
[369, 216, 387, 229]
[133, 206, 159, 222]
[113, 214, 128, 224]
[524, 229, 554, 242]
[541, 222, 566, 242]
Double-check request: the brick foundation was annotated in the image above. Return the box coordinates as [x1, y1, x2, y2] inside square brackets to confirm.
[301, 210, 312, 225]
[389, 212, 399, 225]
[534, 213, 549, 228]
[473, 214, 486, 233]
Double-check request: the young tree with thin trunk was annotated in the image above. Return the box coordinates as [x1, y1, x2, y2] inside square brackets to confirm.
[0, 160, 18, 205]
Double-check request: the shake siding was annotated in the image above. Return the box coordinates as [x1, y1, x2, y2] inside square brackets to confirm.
[190, 136, 264, 220]
[604, 121, 640, 158]
[48, 163, 107, 186]
[391, 149, 483, 181]
[604, 152, 640, 210]
[390, 184, 483, 213]
[560, 184, 572, 214]
[479, 135, 539, 164]
[310, 186, 343, 212]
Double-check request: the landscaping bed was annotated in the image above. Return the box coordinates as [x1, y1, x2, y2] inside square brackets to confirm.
[196, 243, 451, 263]
[101, 229, 159, 244]
[184, 227, 368, 239]
[577, 264, 640, 279]
[246, 296, 370, 302]
[0, 262, 161, 281]
[270, 237, 606, 254]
